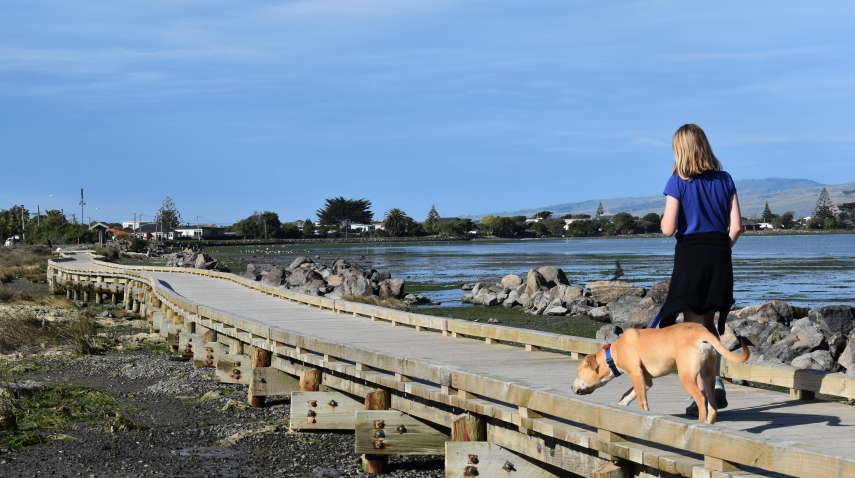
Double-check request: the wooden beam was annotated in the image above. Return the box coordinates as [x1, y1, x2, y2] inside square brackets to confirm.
[445, 442, 561, 478]
[177, 332, 204, 357]
[193, 342, 227, 369]
[215, 353, 251, 385]
[290, 391, 363, 431]
[355, 410, 449, 456]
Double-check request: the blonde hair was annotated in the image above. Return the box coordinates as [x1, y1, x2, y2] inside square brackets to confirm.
[671, 124, 722, 180]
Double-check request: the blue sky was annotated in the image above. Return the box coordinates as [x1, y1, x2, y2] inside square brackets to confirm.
[2, 1, 854, 225]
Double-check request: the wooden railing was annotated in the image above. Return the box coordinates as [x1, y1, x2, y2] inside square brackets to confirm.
[47, 254, 855, 478]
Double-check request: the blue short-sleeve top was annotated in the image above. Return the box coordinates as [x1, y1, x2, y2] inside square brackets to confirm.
[663, 171, 737, 238]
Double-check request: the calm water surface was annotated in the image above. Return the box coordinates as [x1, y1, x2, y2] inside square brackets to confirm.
[209, 234, 854, 308]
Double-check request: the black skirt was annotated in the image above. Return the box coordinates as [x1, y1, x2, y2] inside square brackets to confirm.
[659, 233, 734, 335]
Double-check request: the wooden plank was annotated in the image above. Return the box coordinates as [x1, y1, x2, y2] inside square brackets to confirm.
[193, 341, 227, 369]
[486, 422, 610, 477]
[445, 441, 561, 478]
[290, 391, 364, 431]
[215, 353, 252, 385]
[355, 410, 449, 456]
[166, 323, 183, 346]
[177, 332, 204, 357]
[722, 358, 855, 400]
[248, 367, 300, 397]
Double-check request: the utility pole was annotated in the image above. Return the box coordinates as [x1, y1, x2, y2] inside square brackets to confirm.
[79, 189, 85, 229]
[196, 216, 201, 240]
[20, 205, 25, 241]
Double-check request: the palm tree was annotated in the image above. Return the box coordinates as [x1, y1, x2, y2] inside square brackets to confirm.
[384, 208, 409, 236]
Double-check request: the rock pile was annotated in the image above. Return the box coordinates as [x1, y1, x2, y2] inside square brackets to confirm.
[240, 256, 407, 301]
[166, 249, 220, 270]
[107, 240, 167, 257]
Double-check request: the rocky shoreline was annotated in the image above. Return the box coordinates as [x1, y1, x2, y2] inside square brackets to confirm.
[463, 268, 855, 374]
[237, 256, 434, 305]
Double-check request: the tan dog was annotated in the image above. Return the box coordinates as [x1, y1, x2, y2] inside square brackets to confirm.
[572, 322, 749, 424]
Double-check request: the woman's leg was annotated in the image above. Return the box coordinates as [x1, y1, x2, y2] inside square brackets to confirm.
[683, 311, 719, 391]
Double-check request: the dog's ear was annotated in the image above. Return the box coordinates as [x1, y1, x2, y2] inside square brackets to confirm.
[584, 353, 599, 373]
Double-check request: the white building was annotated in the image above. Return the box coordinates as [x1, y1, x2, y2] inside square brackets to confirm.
[172, 225, 227, 240]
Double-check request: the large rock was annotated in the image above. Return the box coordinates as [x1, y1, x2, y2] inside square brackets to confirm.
[327, 274, 344, 287]
[536, 267, 569, 288]
[597, 324, 624, 343]
[194, 253, 217, 270]
[378, 278, 405, 299]
[828, 332, 846, 361]
[646, 281, 669, 304]
[288, 268, 323, 287]
[732, 305, 762, 320]
[762, 319, 827, 364]
[589, 306, 611, 323]
[551, 284, 583, 303]
[287, 256, 314, 271]
[728, 319, 788, 350]
[790, 350, 842, 373]
[747, 300, 791, 325]
[343, 272, 373, 297]
[810, 306, 855, 338]
[607, 294, 657, 326]
[261, 267, 286, 286]
[371, 271, 391, 283]
[838, 334, 855, 375]
[241, 270, 260, 281]
[501, 274, 523, 289]
[585, 281, 645, 305]
[525, 269, 550, 296]
[546, 306, 568, 316]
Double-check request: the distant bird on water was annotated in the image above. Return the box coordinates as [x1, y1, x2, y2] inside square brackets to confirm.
[609, 261, 624, 281]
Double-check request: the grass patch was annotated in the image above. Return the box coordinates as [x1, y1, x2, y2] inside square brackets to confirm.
[0, 383, 137, 449]
[0, 308, 106, 354]
[417, 306, 602, 339]
[122, 339, 171, 355]
[341, 294, 411, 312]
[0, 360, 57, 376]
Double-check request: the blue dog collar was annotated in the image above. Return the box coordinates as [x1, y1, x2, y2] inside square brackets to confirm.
[603, 344, 621, 377]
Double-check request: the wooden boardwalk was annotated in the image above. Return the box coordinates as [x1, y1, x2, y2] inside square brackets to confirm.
[48, 252, 855, 478]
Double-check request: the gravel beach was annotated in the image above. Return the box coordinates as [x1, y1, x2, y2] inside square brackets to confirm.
[0, 309, 444, 478]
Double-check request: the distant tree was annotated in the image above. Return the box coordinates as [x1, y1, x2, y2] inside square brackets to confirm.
[383, 208, 410, 236]
[530, 221, 549, 236]
[572, 213, 591, 219]
[510, 216, 527, 223]
[231, 211, 281, 239]
[596, 203, 605, 216]
[779, 211, 795, 229]
[762, 202, 774, 223]
[639, 212, 661, 233]
[426, 205, 440, 223]
[839, 202, 855, 223]
[424, 205, 441, 233]
[612, 212, 638, 235]
[534, 210, 553, 220]
[317, 197, 373, 226]
[302, 218, 316, 237]
[438, 219, 475, 236]
[155, 197, 182, 228]
[813, 188, 834, 220]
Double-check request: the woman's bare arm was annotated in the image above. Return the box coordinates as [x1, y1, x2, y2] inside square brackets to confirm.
[728, 194, 742, 247]
[661, 195, 680, 237]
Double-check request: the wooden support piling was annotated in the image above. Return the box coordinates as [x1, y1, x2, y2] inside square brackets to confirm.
[362, 388, 391, 474]
[451, 413, 485, 442]
[248, 348, 271, 407]
[299, 368, 322, 392]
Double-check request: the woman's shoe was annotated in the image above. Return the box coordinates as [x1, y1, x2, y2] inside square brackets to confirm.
[685, 399, 699, 416]
[715, 377, 728, 409]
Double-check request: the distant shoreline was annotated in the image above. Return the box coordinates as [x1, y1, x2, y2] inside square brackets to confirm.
[183, 229, 853, 249]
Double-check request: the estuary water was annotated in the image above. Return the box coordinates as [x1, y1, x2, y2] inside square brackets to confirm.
[208, 234, 855, 309]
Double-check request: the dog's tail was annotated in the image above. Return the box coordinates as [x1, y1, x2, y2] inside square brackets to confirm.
[708, 335, 750, 363]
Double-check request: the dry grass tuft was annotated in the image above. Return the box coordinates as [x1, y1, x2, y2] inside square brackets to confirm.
[0, 308, 101, 355]
[341, 294, 411, 312]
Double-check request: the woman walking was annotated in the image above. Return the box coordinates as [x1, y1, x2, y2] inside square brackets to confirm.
[659, 124, 742, 416]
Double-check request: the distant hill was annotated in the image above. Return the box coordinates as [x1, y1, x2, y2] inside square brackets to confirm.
[465, 178, 855, 220]
[734, 178, 825, 193]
